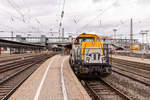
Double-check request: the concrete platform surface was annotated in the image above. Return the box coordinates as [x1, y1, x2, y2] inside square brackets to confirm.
[9, 54, 91, 100]
[112, 55, 150, 64]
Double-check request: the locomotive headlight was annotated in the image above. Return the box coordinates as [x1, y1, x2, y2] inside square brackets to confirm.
[102, 57, 107, 63]
[86, 57, 90, 63]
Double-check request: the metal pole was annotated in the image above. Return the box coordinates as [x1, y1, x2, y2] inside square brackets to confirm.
[113, 29, 117, 44]
[130, 18, 133, 51]
[141, 34, 144, 59]
[0, 47, 1, 55]
[11, 31, 14, 40]
[62, 28, 64, 42]
[142, 34, 144, 50]
[114, 31, 116, 40]
[146, 33, 149, 53]
[10, 47, 12, 55]
[62, 28, 64, 37]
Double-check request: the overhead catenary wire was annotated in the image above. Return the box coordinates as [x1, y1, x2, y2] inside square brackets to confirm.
[58, 0, 66, 37]
[0, 8, 23, 22]
[0, 0, 59, 36]
[78, 0, 117, 32]
[62, 0, 66, 11]
[6, 0, 38, 24]
[6, 0, 45, 35]
[7, 0, 26, 22]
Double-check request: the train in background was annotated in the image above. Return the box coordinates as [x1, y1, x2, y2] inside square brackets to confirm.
[69, 33, 112, 78]
[130, 44, 140, 51]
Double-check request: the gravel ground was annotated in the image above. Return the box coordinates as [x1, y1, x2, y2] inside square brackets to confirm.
[102, 72, 150, 100]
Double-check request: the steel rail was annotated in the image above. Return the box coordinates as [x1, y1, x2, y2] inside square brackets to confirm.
[84, 81, 103, 100]
[2, 58, 48, 100]
[112, 58, 150, 86]
[113, 63, 150, 79]
[84, 78, 132, 100]
[0, 54, 41, 64]
[0, 53, 57, 100]
[99, 78, 132, 100]
[0, 55, 46, 73]
[112, 58, 150, 71]
[0, 55, 49, 84]
[112, 70, 150, 86]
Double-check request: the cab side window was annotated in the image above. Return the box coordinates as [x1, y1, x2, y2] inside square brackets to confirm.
[74, 39, 80, 44]
[96, 38, 100, 42]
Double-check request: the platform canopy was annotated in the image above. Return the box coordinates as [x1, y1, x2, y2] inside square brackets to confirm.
[0, 39, 45, 49]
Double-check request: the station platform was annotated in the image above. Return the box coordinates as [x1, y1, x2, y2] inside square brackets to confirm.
[9, 54, 91, 100]
[112, 55, 150, 64]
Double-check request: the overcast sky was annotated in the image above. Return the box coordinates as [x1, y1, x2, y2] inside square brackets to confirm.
[0, 0, 150, 40]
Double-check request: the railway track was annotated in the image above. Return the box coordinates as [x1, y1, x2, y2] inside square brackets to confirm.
[112, 58, 150, 86]
[112, 62, 150, 79]
[106, 58, 150, 100]
[0, 54, 41, 65]
[0, 55, 46, 74]
[0, 53, 57, 100]
[112, 67, 150, 87]
[112, 58, 150, 71]
[77, 57, 150, 100]
[83, 58, 150, 100]
[105, 70, 150, 100]
[0, 58, 20, 64]
[0, 54, 50, 81]
[84, 78, 131, 100]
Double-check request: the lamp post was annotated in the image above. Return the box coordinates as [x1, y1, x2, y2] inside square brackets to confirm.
[11, 31, 14, 40]
[145, 30, 149, 53]
[130, 18, 133, 53]
[113, 29, 117, 44]
[139, 31, 146, 51]
[139, 31, 147, 59]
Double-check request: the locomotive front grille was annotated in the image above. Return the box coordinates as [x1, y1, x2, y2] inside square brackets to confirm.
[89, 53, 100, 60]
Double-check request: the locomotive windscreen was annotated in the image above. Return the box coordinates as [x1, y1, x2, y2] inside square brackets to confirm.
[75, 37, 95, 43]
